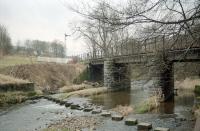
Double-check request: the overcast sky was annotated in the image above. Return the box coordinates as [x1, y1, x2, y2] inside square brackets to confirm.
[0, 0, 89, 55]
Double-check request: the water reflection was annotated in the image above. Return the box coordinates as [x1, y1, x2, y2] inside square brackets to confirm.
[90, 88, 195, 115]
[90, 89, 149, 109]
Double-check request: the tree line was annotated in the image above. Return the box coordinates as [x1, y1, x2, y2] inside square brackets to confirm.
[0, 24, 66, 58]
[0, 24, 12, 56]
[15, 39, 65, 58]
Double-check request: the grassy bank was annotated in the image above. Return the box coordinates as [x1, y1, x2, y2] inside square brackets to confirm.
[0, 74, 30, 85]
[134, 96, 159, 113]
[0, 74, 40, 107]
[0, 90, 42, 107]
[59, 84, 92, 93]
[59, 87, 108, 99]
[0, 55, 37, 69]
[0, 63, 86, 92]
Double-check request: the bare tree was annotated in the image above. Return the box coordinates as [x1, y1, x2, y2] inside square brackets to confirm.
[0, 24, 12, 56]
[73, 0, 200, 52]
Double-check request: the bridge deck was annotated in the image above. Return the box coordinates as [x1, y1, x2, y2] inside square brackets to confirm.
[88, 48, 200, 65]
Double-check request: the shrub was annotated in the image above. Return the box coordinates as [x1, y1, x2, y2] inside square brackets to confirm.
[194, 85, 200, 94]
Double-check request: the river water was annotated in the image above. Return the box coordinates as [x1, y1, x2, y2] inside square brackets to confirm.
[0, 80, 197, 131]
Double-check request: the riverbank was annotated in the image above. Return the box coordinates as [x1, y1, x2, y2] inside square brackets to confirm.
[0, 63, 86, 93]
[0, 74, 39, 107]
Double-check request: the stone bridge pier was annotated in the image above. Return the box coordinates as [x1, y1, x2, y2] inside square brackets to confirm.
[104, 58, 130, 89]
[150, 59, 174, 101]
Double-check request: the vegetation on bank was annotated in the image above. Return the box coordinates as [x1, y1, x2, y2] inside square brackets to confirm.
[73, 68, 90, 84]
[59, 87, 108, 99]
[0, 90, 41, 107]
[59, 84, 92, 93]
[0, 63, 86, 93]
[134, 96, 159, 114]
[195, 85, 200, 94]
[0, 74, 30, 85]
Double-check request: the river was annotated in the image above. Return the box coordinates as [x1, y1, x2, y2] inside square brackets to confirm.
[0, 80, 197, 131]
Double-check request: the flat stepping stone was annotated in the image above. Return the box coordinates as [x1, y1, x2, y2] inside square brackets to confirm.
[112, 114, 124, 121]
[101, 112, 111, 117]
[52, 98, 57, 102]
[154, 127, 170, 131]
[125, 118, 138, 126]
[92, 109, 102, 114]
[138, 122, 152, 130]
[65, 102, 73, 107]
[55, 99, 61, 103]
[70, 104, 80, 109]
[59, 101, 65, 105]
[84, 108, 93, 112]
[77, 107, 83, 110]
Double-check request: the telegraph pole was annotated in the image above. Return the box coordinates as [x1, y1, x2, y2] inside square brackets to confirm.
[64, 31, 76, 57]
[64, 33, 69, 57]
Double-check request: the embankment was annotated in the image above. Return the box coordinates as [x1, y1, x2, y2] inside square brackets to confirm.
[0, 63, 86, 92]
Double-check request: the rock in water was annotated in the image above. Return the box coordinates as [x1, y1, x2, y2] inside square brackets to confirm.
[154, 127, 170, 131]
[125, 118, 138, 126]
[101, 112, 111, 117]
[92, 109, 102, 114]
[111, 114, 123, 121]
[137, 122, 152, 130]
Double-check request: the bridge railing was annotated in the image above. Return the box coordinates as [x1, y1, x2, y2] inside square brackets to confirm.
[75, 34, 200, 62]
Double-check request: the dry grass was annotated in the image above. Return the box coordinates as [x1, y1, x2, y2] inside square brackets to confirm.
[175, 78, 200, 90]
[112, 105, 134, 116]
[134, 96, 159, 114]
[0, 63, 86, 91]
[60, 87, 108, 99]
[0, 74, 30, 85]
[59, 84, 92, 93]
[0, 91, 37, 106]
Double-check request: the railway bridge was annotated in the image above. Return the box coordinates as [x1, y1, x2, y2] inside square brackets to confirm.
[80, 35, 200, 101]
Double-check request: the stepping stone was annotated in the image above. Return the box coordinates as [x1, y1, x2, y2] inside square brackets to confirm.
[55, 99, 61, 103]
[101, 112, 111, 117]
[48, 97, 53, 100]
[138, 122, 152, 130]
[65, 102, 73, 107]
[84, 108, 93, 112]
[154, 127, 170, 131]
[92, 109, 102, 114]
[53, 99, 57, 102]
[59, 101, 65, 105]
[125, 118, 138, 126]
[112, 114, 124, 121]
[77, 107, 83, 110]
[70, 104, 80, 109]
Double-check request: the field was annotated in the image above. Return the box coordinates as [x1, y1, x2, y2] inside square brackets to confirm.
[0, 55, 37, 69]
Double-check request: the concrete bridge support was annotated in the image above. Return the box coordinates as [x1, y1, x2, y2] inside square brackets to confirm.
[150, 61, 174, 101]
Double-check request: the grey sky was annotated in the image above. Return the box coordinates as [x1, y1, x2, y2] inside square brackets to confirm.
[0, 0, 87, 55]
